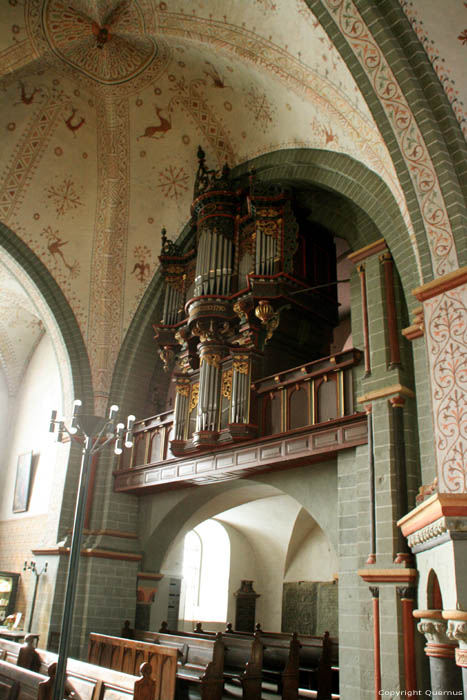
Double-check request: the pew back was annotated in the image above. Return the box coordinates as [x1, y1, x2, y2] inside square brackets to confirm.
[0, 659, 42, 700]
[88, 634, 178, 700]
[0, 639, 176, 700]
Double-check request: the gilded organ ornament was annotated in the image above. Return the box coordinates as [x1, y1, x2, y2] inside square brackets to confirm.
[201, 353, 221, 369]
[175, 382, 190, 397]
[254, 300, 280, 343]
[158, 345, 174, 373]
[221, 370, 233, 399]
[189, 383, 199, 412]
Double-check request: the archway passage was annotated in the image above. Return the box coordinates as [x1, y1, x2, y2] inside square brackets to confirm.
[141, 472, 338, 635]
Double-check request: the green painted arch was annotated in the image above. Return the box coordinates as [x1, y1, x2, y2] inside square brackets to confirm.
[112, 146, 423, 425]
[234, 148, 426, 304]
[0, 221, 94, 411]
[311, 0, 467, 273]
[292, 185, 381, 251]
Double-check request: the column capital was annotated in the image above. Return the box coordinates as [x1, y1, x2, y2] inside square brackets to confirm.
[379, 251, 393, 263]
[389, 395, 406, 408]
[396, 585, 416, 600]
[447, 619, 467, 648]
[417, 618, 457, 658]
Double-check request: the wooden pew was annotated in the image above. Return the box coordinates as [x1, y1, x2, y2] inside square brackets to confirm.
[88, 633, 177, 700]
[0, 654, 166, 700]
[0, 638, 176, 700]
[138, 628, 265, 700]
[0, 659, 43, 700]
[90, 632, 223, 700]
[221, 626, 337, 700]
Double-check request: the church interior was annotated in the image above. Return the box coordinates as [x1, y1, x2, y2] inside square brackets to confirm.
[0, 1, 466, 699]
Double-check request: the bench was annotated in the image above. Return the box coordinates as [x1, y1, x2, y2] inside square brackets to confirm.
[0, 637, 176, 700]
[225, 626, 338, 700]
[0, 659, 43, 700]
[91, 632, 223, 700]
[139, 628, 264, 700]
[0, 653, 165, 700]
[88, 633, 178, 700]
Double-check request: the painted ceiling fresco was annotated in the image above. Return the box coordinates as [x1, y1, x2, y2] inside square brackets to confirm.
[399, 0, 467, 138]
[0, 0, 463, 411]
[0, 261, 44, 397]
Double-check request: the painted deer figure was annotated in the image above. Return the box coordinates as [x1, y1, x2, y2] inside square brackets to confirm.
[138, 106, 172, 140]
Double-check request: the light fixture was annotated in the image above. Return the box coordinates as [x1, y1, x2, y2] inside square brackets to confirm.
[49, 401, 134, 700]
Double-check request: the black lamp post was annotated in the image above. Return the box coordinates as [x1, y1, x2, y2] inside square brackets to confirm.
[49, 401, 134, 700]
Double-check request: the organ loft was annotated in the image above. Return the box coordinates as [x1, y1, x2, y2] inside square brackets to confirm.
[148, 147, 359, 462]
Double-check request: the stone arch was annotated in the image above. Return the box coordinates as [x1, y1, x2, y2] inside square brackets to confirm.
[0, 222, 94, 538]
[0, 222, 93, 413]
[141, 462, 338, 632]
[233, 148, 428, 297]
[310, 0, 466, 275]
[141, 460, 337, 574]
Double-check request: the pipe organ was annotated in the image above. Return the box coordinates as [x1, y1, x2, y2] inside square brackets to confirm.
[153, 147, 339, 454]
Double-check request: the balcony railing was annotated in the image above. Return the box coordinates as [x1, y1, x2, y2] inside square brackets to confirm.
[115, 349, 364, 492]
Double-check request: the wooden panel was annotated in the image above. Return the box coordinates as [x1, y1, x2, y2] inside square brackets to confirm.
[149, 432, 162, 464]
[317, 377, 338, 423]
[133, 434, 147, 468]
[88, 634, 178, 700]
[288, 386, 309, 430]
[115, 414, 367, 494]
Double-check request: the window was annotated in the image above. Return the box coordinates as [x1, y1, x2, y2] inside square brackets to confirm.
[182, 519, 230, 624]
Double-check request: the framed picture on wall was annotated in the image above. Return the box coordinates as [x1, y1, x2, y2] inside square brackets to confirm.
[12, 451, 33, 514]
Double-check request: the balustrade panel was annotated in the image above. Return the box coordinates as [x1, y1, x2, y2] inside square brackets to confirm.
[289, 385, 309, 429]
[149, 431, 162, 463]
[263, 392, 282, 435]
[133, 433, 147, 467]
[317, 376, 338, 423]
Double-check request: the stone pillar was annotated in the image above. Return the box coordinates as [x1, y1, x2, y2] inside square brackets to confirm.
[369, 587, 381, 699]
[379, 252, 401, 369]
[446, 614, 467, 697]
[390, 396, 410, 563]
[343, 238, 418, 697]
[417, 616, 462, 694]
[397, 586, 417, 692]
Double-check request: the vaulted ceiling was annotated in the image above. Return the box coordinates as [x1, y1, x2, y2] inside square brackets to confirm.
[0, 0, 464, 408]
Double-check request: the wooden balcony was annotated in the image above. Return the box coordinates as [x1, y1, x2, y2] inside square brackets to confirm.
[114, 349, 367, 494]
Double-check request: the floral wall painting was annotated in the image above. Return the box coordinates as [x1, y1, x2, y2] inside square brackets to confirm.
[12, 451, 33, 514]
